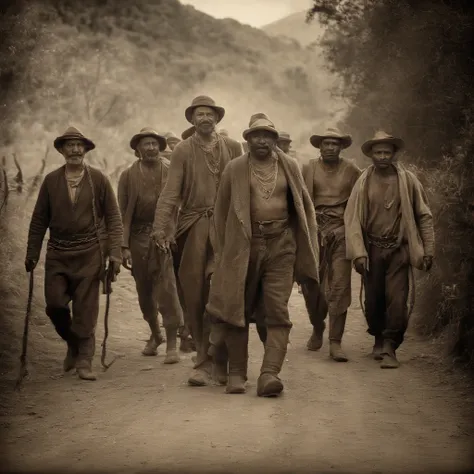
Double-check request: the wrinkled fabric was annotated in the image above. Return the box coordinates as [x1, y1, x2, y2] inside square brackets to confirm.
[206, 150, 320, 328]
[344, 163, 435, 270]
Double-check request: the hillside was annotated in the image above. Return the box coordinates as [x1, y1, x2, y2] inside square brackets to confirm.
[1, 0, 344, 181]
[262, 11, 326, 47]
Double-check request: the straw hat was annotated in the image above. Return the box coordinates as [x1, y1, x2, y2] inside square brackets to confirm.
[185, 95, 225, 124]
[242, 115, 279, 141]
[309, 127, 352, 149]
[361, 130, 404, 157]
[130, 128, 167, 152]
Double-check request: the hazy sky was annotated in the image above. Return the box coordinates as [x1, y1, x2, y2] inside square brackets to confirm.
[181, 0, 313, 28]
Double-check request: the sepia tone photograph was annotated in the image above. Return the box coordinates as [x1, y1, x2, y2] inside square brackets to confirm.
[0, 0, 473, 473]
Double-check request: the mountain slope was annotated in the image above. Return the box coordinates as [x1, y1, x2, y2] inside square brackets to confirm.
[4, 0, 344, 177]
[262, 11, 325, 47]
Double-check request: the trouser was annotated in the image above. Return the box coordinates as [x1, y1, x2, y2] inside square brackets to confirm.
[44, 242, 102, 369]
[130, 231, 182, 332]
[301, 234, 351, 341]
[210, 222, 296, 376]
[172, 235, 191, 340]
[364, 244, 410, 349]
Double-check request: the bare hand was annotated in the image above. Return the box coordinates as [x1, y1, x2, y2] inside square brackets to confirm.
[354, 257, 367, 275]
[423, 256, 433, 272]
[25, 258, 37, 273]
[122, 248, 132, 269]
[109, 261, 121, 281]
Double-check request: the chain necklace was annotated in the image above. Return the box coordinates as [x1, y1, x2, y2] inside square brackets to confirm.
[193, 132, 221, 190]
[139, 160, 160, 191]
[249, 152, 279, 199]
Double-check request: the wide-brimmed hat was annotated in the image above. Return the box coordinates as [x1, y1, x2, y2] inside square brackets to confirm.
[185, 95, 225, 124]
[309, 127, 352, 149]
[181, 126, 196, 140]
[361, 131, 405, 157]
[53, 126, 95, 152]
[130, 128, 167, 152]
[278, 131, 292, 143]
[242, 115, 279, 141]
[165, 132, 181, 145]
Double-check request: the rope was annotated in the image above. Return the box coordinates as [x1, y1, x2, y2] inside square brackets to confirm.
[15, 270, 34, 390]
[85, 166, 117, 371]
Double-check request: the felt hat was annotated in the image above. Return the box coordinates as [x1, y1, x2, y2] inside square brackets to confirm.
[181, 126, 196, 140]
[361, 130, 405, 157]
[164, 131, 181, 146]
[185, 95, 225, 124]
[309, 127, 352, 149]
[130, 128, 167, 152]
[242, 115, 279, 141]
[53, 126, 95, 152]
[248, 113, 270, 126]
[278, 131, 292, 143]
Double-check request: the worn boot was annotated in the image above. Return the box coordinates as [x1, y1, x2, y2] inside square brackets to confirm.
[188, 358, 213, 386]
[226, 327, 249, 394]
[380, 340, 400, 369]
[164, 326, 180, 364]
[76, 336, 97, 381]
[142, 317, 164, 356]
[48, 307, 77, 370]
[307, 321, 325, 351]
[257, 327, 290, 398]
[328, 311, 348, 361]
[372, 336, 384, 360]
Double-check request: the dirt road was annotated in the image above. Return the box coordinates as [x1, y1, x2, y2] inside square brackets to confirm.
[1, 271, 473, 474]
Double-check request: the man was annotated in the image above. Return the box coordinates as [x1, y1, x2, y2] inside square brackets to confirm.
[161, 132, 181, 161]
[151, 95, 242, 386]
[118, 128, 183, 364]
[205, 115, 320, 396]
[25, 126, 123, 381]
[301, 127, 361, 362]
[345, 131, 435, 368]
[277, 131, 292, 154]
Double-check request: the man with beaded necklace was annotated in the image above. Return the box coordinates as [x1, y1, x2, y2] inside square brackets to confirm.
[205, 114, 320, 396]
[151, 96, 242, 387]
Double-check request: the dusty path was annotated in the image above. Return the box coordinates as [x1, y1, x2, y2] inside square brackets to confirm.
[1, 271, 473, 474]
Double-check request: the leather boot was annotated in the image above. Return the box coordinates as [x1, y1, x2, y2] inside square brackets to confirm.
[142, 317, 164, 356]
[380, 340, 400, 369]
[372, 335, 384, 360]
[226, 327, 249, 394]
[257, 327, 290, 397]
[307, 321, 325, 351]
[213, 344, 228, 385]
[164, 326, 180, 364]
[188, 358, 213, 386]
[76, 336, 97, 381]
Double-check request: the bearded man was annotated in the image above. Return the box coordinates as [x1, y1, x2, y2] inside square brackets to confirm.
[25, 127, 123, 381]
[151, 95, 242, 386]
[118, 128, 183, 363]
[301, 127, 361, 362]
[205, 115, 320, 396]
[345, 131, 435, 368]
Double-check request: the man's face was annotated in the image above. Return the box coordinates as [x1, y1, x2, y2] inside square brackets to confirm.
[320, 138, 342, 162]
[168, 139, 180, 151]
[247, 130, 277, 159]
[371, 143, 395, 169]
[192, 106, 218, 135]
[137, 137, 160, 161]
[277, 139, 291, 153]
[61, 139, 86, 166]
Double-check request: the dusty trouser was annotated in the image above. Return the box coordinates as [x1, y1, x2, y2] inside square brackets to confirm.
[44, 242, 103, 380]
[301, 231, 351, 360]
[213, 220, 296, 396]
[364, 241, 410, 365]
[130, 229, 182, 363]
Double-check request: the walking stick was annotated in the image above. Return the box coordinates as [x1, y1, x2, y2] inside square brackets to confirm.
[15, 270, 34, 390]
[101, 264, 118, 371]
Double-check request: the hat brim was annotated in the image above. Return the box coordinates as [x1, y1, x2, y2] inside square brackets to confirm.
[185, 105, 225, 124]
[309, 134, 352, 149]
[243, 126, 279, 141]
[130, 133, 167, 152]
[277, 137, 292, 143]
[167, 137, 181, 144]
[54, 135, 96, 152]
[181, 126, 196, 140]
[361, 138, 404, 157]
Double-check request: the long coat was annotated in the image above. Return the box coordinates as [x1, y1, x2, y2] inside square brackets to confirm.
[206, 150, 320, 328]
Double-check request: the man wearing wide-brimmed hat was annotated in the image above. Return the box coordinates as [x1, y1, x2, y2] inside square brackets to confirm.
[205, 114, 320, 396]
[301, 127, 361, 362]
[117, 128, 183, 364]
[161, 132, 181, 161]
[345, 131, 435, 368]
[151, 95, 242, 387]
[25, 126, 123, 381]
